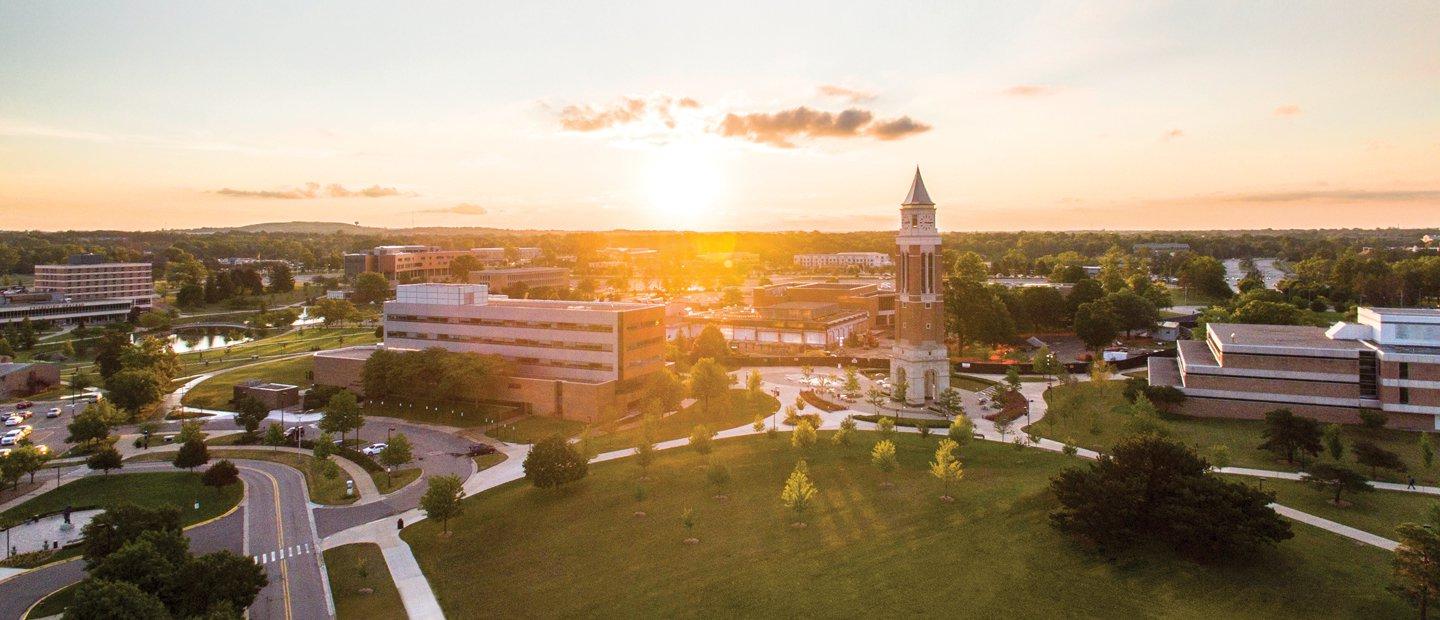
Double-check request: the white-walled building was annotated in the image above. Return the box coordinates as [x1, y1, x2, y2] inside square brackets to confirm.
[33, 257, 154, 310]
[793, 252, 893, 270]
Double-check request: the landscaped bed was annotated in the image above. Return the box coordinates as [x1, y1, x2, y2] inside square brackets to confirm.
[324, 543, 407, 620]
[403, 432, 1407, 618]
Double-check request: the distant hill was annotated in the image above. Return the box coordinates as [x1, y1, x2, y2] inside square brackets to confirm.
[228, 221, 388, 234]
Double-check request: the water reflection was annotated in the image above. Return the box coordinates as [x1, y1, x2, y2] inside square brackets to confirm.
[166, 330, 254, 353]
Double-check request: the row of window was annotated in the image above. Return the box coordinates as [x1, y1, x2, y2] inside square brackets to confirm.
[388, 314, 615, 333]
[387, 330, 614, 353]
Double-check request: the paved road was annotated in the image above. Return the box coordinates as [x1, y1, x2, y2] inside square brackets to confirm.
[239, 460, 330, 620]
[314, 419, 474, 538]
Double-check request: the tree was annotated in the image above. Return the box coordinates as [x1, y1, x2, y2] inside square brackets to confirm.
[693, 324, 728, 360]
[234, 394, 268, 438]
[379, 433, 414, 484]
[644, 369, 687, 412]
[1073, 301, 1120, 351]
[1323, 423, 1345, 461]
[262, 422, 286, 446]
[1354, 440, 1407, 478]
[780, 461, 817, 521]
[1358, 408, 1388, 430]
[65, 579, 170, 619]
[66, 411, 111, 447]
[5, 445, 49, 486]
[876, 416, 895, 439]
[872, 439, 898, 477]
[105, 369, 163, 416]
[267, 262, 295, 293]
[1004, 366, 1022, 393]
[202, 460, 240, 495]
[448, 254, 484, 281]
[81, 504, 183, 567]
[1178, 255, 1231, 299]
[352, 271, 391, 305]
[320, 390, 364, 445]
[87, 447, 123, 474]
[791, 419, 816, 451]
[634, 438, 656, 476]
[689, 425, 714, 455]
[173, 438, 210, 471]
[948, 416, 974, 447]
[1050, 434, 1291, 561]
[175, 551, 268, 617]
[420, 474, 465, 534]
[929, 439, 964, 500]
[843, 367, 861, 396]
[0, 336, 13, 357]
[177, 420, 206, 445]
[1392, 521, 1440, 619]
[1303, 462, 1372, 505]
[688, 358, 731, 415]
[523, 435, 588, 488]
[1424, 433, 1436, 471]
[1103, 289, 1160, 336]
[311, 297, 357, 325]
[1258, 408, 1322, 464]
[865, 387, 887, 415]
[936, 387, 963, 415]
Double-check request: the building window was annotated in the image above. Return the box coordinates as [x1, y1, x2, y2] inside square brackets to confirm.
[1399, 362, 1410, 380]
[1399, 387, 1411, 404]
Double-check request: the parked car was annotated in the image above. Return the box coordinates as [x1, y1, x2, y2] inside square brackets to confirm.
[4, 416, 20, 427]
[45, 408, 61, 418]
[465, 443, 497, 456]
[15, 410, 32, 420]
[13, 401, 33, 410]
[1, 428, 27, 445]
[33, 444, 49, 455]
[361, 443, 387, 456]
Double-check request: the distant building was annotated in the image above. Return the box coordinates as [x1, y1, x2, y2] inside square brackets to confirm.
[677, 302, 869, 352]
[1151, 307, 1440, 430]
[467, 267, 571, 292]
[0, 291, 133, 326]
[793, 252, 892, 270]
[1152, 321, 1184, 341]
[344, 246, 541, 282]
[694, 251, 760, 269]
[1132, 243, 1191, 254]
[0, 361, 61, 398]
[233, 380, 301, 411]
[754, 281, 895, 328]
[315, 283, 665, 421]
[33, 257, 154, 310]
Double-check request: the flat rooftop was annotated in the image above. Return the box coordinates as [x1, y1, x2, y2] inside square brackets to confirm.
[486, 298, 659, 312]
[472, 267, 569, 275]
[1367, 307, 1440, 318]
[789, 282, 871, 291]
[1208, 322, 1367, 351]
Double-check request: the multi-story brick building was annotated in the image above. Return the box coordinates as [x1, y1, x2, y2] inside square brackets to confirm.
[675, 302, 870, 352]
[793, 252, 893, 270]
[753, 281, 895, 329]
[33, 255, 154, 310]
[344, 245, 542, 283]
[466, 267, 571, 292]
[1150, 307, 1440, 429]
[315, 283, 664, 421]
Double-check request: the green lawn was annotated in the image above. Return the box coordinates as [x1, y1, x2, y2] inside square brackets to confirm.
[181, 355, 314, 410]
[950, 373, 999, 392]
[0, 471, 241, 526]
[403, 432, 1407, 618]
[473, 451, 508, 472]
[358, 399, 519, 429]
[486, 416, 587, 444]
[324, 543, 407, 620]
[174, 327, 374, 377]
[373, 468, 423, 494]
[588, 390, 780, 453]
[26, 582, 79, 618]
[130, 449, 357, 505]
[1030, 381, 1440, 484]
[1239, 476, 1440, 539]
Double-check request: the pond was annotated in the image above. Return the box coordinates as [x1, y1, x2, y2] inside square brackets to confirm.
[163, 330, 254, 353]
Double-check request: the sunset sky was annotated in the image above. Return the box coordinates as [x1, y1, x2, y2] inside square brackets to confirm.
[1, 1, 1437, 232]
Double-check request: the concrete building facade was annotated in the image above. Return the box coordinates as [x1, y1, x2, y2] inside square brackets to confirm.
[467, 267, 571, 292]
[793, 252, 893, 270]
[1151, 307, 1440, 429]
[676, 302, 870, 352]
[753, 281, 895, 329]
[890, 169, 951, 404]
[344, 246, 541, 283]
[33, 258, 154, 310]
[0, 291, 133, 326]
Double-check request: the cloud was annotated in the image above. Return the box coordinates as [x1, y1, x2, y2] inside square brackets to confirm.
[817, 84, 877, 103]
[213, 182, 406, 199]
[1161, 128, 1185, 141]
[422, 203, 488, 215]
[555, 95, 703, 133]
[716, 106, 929, 147]
[1273, 104, 1303, 118]
[1002, 85, 1059, 97]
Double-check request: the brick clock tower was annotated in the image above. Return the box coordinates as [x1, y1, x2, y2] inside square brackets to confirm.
[890, 168, 950, 405]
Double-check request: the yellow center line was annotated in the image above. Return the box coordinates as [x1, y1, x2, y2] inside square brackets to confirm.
[242, 465, 293, 620]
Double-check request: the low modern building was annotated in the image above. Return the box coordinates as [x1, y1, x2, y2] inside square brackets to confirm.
[753, 281, 895, 329]
[1132, 243, 1191, 254]
[0, 361, 61, 399]
[1150, 307, 1440, 429]
[315, 283, 665, 421]
[467, 267, 571, 292]
[344, 245, 541, 282]
[0, 291, 133, 326]
[233, 380, 301, 410]
[33, 255, 155, 310]
[676, 301, 869, 352]
[793, 252, 892, 270]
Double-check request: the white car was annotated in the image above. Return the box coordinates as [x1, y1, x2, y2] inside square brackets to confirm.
[361, 443, 387, 456]
[3, 416, 19, 426]
[46, 408, 61, 418]
[1, 431, 19, 446]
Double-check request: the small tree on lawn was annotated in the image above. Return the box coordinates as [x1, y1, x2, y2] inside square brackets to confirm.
[87, 446, 123, 474]
[707, 461, 730, 491]
[1354, 440, 1407, 479]
[523, 435, 588, 489]
[791, 419, 817, 452]
[263, 423, 286, 446]
[1303, 462, 1372, 506]
[831, 426, 851, 447]
[1392, 519, 1440, 619]
[752, 415, 765, 432]
[865, 387, 887, 415]
[948, 416, 974, 447]
[893, 375, 910, 404]
[1258, 408, 1322, 464]
[1358, 408, 1388, 431]
[936, 387, 963, 416]
[929, 439, 964, 501]
[690, 425, 714, 455]
[1004, 366, 1022, 393]
[174, 438, 210, 471]
[313, 432, 336, 461]
[994, 415, 1013, 442]
[420, 474, 465, 534]
[634, 439, 655, 477]
[177, 420, 206, 444]
[379, 433, 414, 485]
[871, 439, 898, 483]
[1209, 445, 1232, 470]
[1422, 433, 1436, 471]
[843, 367, 861, 397]
[876, 416, 895, 439]
[202, 460, 240, 496]
[1322, 423, 1345, 461]
[780, 461, 817, 523]
[321, 390, 364, 446]
[840, 415, 857, 432]
[234, 395, 268, 439]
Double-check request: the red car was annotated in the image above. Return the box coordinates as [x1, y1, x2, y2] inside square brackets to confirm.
[14, 401, 33, 410]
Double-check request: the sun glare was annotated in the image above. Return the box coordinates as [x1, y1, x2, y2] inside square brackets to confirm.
[645, 142, 724, 230]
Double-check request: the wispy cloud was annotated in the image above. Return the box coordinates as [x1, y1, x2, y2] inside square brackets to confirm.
[1002, 84, 1059, 97]
[213, 182, 408, 199]
[422, 203, 488, 215]
[555, 96, 700, 132]
[0, 120, 335, 158]
[1161, 128, 1185, 141]
[817, 84, 877, 103]
[1273, 104, 1303, 118]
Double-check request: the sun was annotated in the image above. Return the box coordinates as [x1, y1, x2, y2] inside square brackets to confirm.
[644, 142, 724, 230]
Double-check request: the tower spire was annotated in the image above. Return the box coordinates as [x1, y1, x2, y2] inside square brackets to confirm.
[902, 167, 933, 206]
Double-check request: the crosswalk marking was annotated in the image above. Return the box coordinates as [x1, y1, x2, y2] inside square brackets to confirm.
[252, 544, 314, 565]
